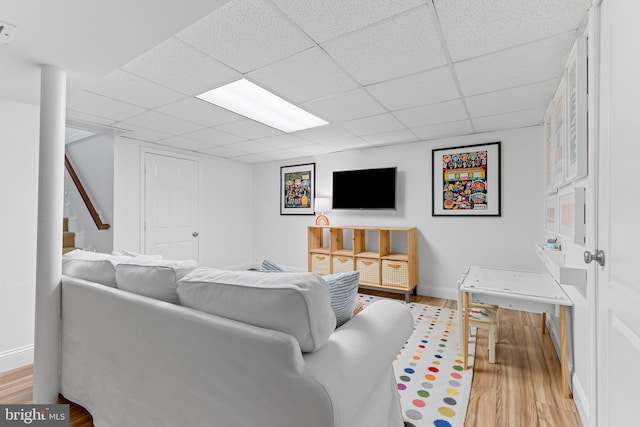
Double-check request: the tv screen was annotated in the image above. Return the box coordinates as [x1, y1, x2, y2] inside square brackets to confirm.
[332, 167, 396, 210]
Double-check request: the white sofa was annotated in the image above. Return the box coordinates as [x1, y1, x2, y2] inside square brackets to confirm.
[60, 252, 413, 427]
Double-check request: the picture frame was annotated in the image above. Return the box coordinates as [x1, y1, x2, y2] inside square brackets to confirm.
[558, 187, 586, 245]
[280, 163, 315, 215]
[432, 141, 501, 216]
[553, 74, 566, 187]
[565, 36, 588, 182]
[544, 193, 557, 234]
[544, 103, 555, 193]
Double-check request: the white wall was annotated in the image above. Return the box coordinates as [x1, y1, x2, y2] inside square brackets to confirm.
[0, 98, 39, 372]
[113, 138, 254, 269]
[64, 132, 114, 253]
[252, 126, 545, 299]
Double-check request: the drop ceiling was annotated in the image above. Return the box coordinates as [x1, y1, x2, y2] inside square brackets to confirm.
[2, 0, 591, 164]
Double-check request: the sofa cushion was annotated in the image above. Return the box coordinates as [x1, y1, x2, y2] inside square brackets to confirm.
[116, 259, 199, 303]
[260, 260, 359, 327]
[62, 250, 130, 287]
[177, 267, 336, 352]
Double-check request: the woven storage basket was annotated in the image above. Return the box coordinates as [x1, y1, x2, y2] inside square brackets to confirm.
[332, 256, 354, 273]
[310, 253, 330, 275]
[382, 260, 409, 288]
[356, 258, 380, 283]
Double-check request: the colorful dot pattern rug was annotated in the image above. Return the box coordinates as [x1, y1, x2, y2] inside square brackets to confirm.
[358, 294, 475, 427]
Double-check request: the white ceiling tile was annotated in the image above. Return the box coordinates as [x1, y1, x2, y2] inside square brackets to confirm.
[271, 0, 425, 43]
[254, 134, 312, 150]
[122, 37, 241, 96]
[339, 113, 407, 136]
[258, 150, 302, 160]
[455, 32, 576, 96]
[231, 154, 274, 163]
[466, 79, 559, 118]
[367, 67, 459, 111]
[231, 140, 277, 154]
[155, 136, 214, 151]
[176, 0, 313, 73]
[394, 99, 468, 128]
[67, 91, 146, 122]
[317, 137, 373, 150]
[155, 98, 245, 127]
[289, 144, 337, 156]
[113, 122, 172, 142]
[292, 124, 354, 143]
[363, 130, 419, 146]
[411, 120, 474, 140]
[65, 110, 116, 126]
[122, 111, 204, 135]
[322, 7, 446, 85]
[201, 145, 247, 158]
[302, 89, 386, 122]
[216, 119, 284, 139]
[434, 0, 591, 61]
[87, 70, 184, 109]
[247, 47, 359, 103]
[183, 128, 246, 146]
[472, 108, 545, 132]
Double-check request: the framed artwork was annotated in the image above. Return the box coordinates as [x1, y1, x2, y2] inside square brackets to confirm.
[544, 103, 555, 193]
[558, 187, 586, 245]
[544, 194, 557, 234]
[565, 36, 588, 182]
[553, 75, 566, 187]
[280, 163, 315, 215]
[432, 141, 501, 216]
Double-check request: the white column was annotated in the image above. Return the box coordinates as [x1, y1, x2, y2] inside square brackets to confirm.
[33, 65, 66, 403]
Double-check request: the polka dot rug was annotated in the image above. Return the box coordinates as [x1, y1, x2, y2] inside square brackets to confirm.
[358, 294, 476, 427]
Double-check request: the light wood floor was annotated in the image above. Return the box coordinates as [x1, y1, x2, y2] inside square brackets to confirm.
[0, 291, 582, 427]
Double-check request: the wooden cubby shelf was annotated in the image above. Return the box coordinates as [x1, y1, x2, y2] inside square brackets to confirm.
[308, 225, 418, 302]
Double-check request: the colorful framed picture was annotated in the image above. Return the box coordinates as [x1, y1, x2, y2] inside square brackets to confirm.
[544, 103, 555, 193]
[553, 75, 566, 187]
[280, 163, 315, 215]
[558, 187, 585, 245]
[565, 36, 588, 182]
[432, 141, 501, 216]
[544, 193, 557, 234]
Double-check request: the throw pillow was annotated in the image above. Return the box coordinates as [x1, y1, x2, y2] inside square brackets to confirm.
[260, 259, 286, 272]
[322, 271, 360, 327]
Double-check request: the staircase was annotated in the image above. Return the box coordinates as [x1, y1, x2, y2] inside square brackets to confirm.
[63, 217, 76, 254]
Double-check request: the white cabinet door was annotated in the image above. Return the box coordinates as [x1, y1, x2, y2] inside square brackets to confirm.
[597, 0, 640, 424]
[144, 153, 199, 260]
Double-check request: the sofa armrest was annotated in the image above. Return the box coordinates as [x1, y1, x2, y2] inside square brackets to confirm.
[303, 299, 413, 426]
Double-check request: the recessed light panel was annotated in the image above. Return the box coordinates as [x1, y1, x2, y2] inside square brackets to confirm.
[197, 79, 328, 133]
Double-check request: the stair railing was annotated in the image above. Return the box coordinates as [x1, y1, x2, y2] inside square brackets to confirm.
[64, 154, 110, 230]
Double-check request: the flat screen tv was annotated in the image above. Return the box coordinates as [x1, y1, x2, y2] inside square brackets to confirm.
[332, 167, 396, 210]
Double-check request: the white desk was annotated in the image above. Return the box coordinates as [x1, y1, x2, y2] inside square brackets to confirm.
[459, 266, 573, 398]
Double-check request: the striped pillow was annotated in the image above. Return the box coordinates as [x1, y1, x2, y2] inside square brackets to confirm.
[322, 271, 359, 327]
[260, 259, 287, 272]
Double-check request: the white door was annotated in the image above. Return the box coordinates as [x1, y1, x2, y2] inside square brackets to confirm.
[144, 153, 199, 260]
[596, 0, 640, 424]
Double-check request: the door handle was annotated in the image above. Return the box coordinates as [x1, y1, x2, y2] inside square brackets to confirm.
[583, 249, 605, 266]
[192, 232, 199, 237]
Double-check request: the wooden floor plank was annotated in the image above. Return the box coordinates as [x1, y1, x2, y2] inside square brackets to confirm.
[0, 291, 582, 427]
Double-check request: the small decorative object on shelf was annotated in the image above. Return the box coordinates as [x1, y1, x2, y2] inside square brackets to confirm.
[314, 197, 331, 225]
[546, 238, 561, 250]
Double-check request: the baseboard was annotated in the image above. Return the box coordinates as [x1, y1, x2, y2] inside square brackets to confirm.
[416, 285, 457, 302]
[572, 373, 591, 427]
[0, 345, 34, 374]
